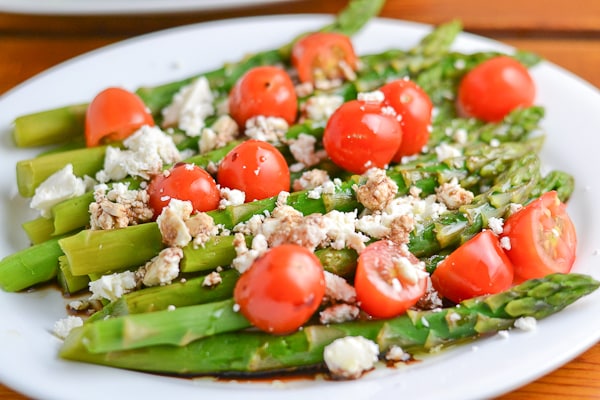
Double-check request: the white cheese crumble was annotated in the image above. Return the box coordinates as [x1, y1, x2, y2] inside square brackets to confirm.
[288, 133, 327, 167]
[385, 345, 411, 362]
[52, 316, 83, 339]
[514, 316, 537, 331]
[156, 199, 193, 247]
[487, 217, 505, 235]
[140, 247, 182, 286]
[218, 186, 246, 209]
[500, 236, 512, 250]
[304, 94, 344, 121]
[96, 125, 181, 183]
[244, 115, 288, 143]
[161, 76, 215, 137]
[323, 336, 380, 380]
[89, 271, 137, 301]
[434, 143, 462, 161]
[30, 164, 92, 217]
[357, 90, 385, 104]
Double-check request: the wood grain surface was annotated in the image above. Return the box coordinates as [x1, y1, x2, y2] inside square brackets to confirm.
[1, 0, 599, 398]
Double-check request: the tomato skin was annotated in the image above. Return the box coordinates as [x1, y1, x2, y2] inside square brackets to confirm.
[379, 79, 433, 160]
[354, 240, 428, 319]
[501, 191, 577, 282]
[234, 244, 326, 334]
[217, 139, 290, 201]
[431, 230, 514, 303]
[457, 56, 535, 122]
[228, 66, 298, 127]
[323, 100, 403, 174]
[147, 163, 220, 218]
[85, 87, 154, 147]
[291, 32, 358, 84]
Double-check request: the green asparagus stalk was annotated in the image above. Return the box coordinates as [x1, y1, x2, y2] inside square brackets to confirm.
[16, 145, 108, 198]
[59, 223, 163, 276]
[87, 268, 239, 322]
[22, 216, 55, 245]
[57, 255, 89, 294]
[0, 237, 63, 292]
[12, 103, 87, 148]
[59, 273, 599, 375]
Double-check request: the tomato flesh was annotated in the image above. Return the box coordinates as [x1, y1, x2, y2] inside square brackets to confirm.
[323, 100, 402, 174]
[380, 79, 433, 160]
[228, 66, 298, 127]
[431, 230, 514, 303]
[457, 56, 535, 122]
[291, 32, 358, 84]
[501, 191, 577, 282]
[217, 139, 290, 201]
[354, 240, 428, 318]
[234, 244, 325, 334]
[147, 163, 220, 218]
[85, 87, 154, 147]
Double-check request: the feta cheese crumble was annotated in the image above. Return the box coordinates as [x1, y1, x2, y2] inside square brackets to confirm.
[89, 271, 137, 301]
[161, 77, 215, 136]
[53, 316, 83, 339]
[30, 164, 91, 217]
[323, 336, 380, 380]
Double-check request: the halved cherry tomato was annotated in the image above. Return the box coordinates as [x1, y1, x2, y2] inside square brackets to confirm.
[380, 79, 433, 160]
[228, 66, 298, 127]
[431, 230, 514, 303]
[457, 56, 535, 122]
[147, 163, 220, 218]
[234, 244, 325, 334]
[291, 32, 358, 84]
[354, 240, 428, 318]
[322, 99, 402, 174]
[217, 139, 290, 201]
[85, 87, 154, 147]
[501, 191, 577, 282]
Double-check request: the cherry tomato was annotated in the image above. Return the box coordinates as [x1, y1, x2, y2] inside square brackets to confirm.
[291, 32, 358, 84]
[457, 56, 535, 122]
[431, 230, 514, 303]
[228, 66, 298, 127]
[147, 163, 220, 218]
[354, 240, 428, 318]
[380, 79, 433, 160]
[217, 139, 290, 201]
[85, 87, 154, 147]
[234, 244, 325, 334]
[501, 191, 577, 282]
[322, 100, 402, 174]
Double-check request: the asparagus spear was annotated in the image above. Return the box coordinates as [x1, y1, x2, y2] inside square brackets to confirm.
[59, 273, 599, 375]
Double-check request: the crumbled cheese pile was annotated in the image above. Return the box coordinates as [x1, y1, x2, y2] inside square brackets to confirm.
[323, 336, 380, 380]
[162, 76, 215, 137]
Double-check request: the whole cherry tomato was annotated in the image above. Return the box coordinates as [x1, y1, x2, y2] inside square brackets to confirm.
[228, 66, 298, 127]
[457, 56, 535, 122]
[234, 244, 326, 334]
[147, 163, 220, 218]
[85, 87, 154, 147]
[431, 230, 514, 303]
[291, 32, 358, 84]
[380, 79, 433, 160]
[217, 139, 290, 201]
[323, 99, 402, 174]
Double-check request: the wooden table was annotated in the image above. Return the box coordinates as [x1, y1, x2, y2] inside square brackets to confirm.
[1, 0, 599, 398]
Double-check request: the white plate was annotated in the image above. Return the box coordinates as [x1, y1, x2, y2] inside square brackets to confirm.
[1, 15, 600, 400]
[0, 0, 294, 15]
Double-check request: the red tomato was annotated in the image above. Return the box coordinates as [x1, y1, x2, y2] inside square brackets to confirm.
[354, 240, 428, 318]
[322, 100, 402, 174]
[217, 139, 290, 201]
[457, 56, 535, 122]
[228, 66, 298, 127]
[380, 79, 433, 160]
[501, 191, 577, 282]
[234, 244, 325, 334]
[431, 230, 514, 303]
[147, 163, 220, 218]
[85, 87, 154, 147]
[291, 32, 358, 84]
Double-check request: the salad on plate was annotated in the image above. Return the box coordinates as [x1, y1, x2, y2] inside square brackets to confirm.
[0, 0, 597, 387]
